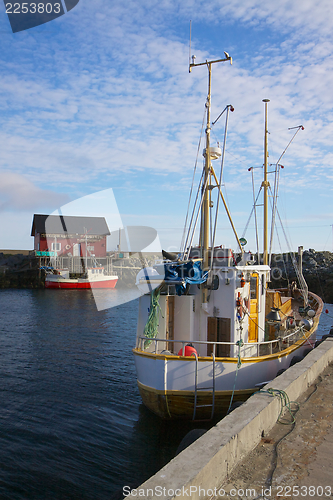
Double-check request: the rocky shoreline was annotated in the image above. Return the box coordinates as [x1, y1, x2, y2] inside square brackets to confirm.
[269, 249, 333, 303]
[0, 249, 332, 302]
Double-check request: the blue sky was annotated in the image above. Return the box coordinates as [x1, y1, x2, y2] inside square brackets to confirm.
[1, 0, 333, 254]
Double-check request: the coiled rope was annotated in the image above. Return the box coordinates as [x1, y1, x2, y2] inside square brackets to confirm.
[143, 288, 163, 348]
[259, 387, 299, 424]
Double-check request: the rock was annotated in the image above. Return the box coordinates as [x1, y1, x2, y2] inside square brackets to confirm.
[269, 250, 333, 302]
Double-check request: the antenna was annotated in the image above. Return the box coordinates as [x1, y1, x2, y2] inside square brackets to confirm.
[188, 20, 232, 73]
[188, 21, 198, 72]
[189, 20, 192, 73]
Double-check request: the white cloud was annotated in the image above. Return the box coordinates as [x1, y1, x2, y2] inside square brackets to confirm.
[0, 172, 69, 211]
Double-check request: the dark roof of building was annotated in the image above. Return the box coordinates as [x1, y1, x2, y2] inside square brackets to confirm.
[31, 214, 110, 237]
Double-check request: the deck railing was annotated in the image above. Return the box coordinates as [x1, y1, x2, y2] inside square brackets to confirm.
[137, 325, 312, 358]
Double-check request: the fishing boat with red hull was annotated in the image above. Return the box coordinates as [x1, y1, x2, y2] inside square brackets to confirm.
[45, 267, 118, 289]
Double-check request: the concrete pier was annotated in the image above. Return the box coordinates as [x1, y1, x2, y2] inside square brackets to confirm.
[214, 358, 333, 499]
[123, 337, 333, 500]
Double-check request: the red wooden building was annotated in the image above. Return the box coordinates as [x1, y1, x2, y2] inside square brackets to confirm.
[31, 214, 110, 258]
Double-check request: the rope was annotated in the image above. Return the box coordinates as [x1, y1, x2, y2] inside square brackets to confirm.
[259, 388, 299, 424]
[253, 380, 319, 498]
[251, 167, 260, 263]
[226, 338, 244, 414]
[241, 187, 262, 242]
[180, 107, 207, 256]
[143, 288, 163, 348]
[274, 204, 308, 306]
[184, 171, 211, 260]
[210, 105, 232, 271]
[271, 228, 290, 286]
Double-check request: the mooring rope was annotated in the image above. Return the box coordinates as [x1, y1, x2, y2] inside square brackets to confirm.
[226, 338, 244, 414]
[259, 387, 299, 424]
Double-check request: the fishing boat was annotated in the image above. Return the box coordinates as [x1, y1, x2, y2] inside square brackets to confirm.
[34, 213, 119, 289]
[44, 266, 118, 289]
[44, 229, 118, 289]
[133, 54, 323, 420]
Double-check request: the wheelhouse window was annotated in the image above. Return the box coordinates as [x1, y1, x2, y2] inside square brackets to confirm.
[250, 275, 258, 299]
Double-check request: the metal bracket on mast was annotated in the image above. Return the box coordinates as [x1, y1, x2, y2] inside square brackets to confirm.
[189, 53, 232, 73]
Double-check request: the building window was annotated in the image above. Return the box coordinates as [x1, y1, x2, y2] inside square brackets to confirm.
[51, 242, 61, 252]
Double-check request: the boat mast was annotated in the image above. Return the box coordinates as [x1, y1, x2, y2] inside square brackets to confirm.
[262, 99, 270, 266]
[189, 54, 232, 280]
[203, 63, 212, 273]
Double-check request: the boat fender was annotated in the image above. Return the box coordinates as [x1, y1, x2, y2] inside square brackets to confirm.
[299, 318, 313, 331]
[177, 344, 198, 357]
[229, 401, 244, 412]
[322, 333, 332, 341]
[289, 355, 303, 367]
[240, 273, 245, 288]
[302, 347, 313, 357]
[175, 429, 207, 456]
[286, 316, 295, 329]
[276, 368, 286, 377]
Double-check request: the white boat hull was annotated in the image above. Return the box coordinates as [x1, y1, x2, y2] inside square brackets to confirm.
[133, 316, 319, 420]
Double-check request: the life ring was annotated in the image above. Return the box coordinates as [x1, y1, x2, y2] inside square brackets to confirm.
[66, 245, 71, 250]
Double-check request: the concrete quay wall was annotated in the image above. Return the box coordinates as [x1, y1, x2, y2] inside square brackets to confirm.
[124, 338, 333, 500]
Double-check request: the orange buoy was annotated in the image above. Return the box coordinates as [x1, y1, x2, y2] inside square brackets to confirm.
[178, 345, 197, 357]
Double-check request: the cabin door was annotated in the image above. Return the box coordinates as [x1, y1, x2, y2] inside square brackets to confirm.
[207, 317, 231, 357]
[248, 273, 259, 342]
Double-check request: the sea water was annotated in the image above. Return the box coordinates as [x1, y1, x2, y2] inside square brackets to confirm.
[0, 289, 332, 499]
